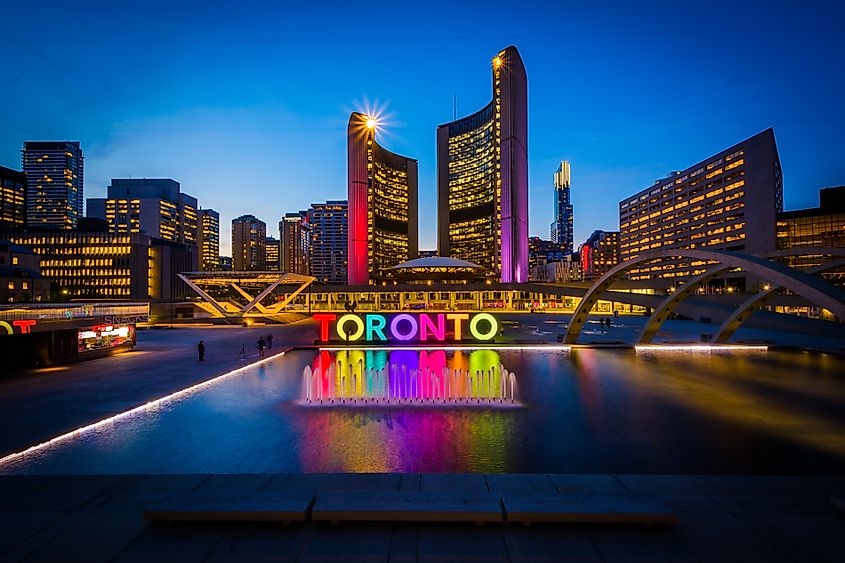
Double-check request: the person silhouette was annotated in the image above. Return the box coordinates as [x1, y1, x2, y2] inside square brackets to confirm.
[257, 337, 266, 357]
[197, 340, 205, 361]
[267, 333, 273, 350]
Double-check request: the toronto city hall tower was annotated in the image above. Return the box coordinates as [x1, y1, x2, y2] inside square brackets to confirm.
[437, 45, 529, 283]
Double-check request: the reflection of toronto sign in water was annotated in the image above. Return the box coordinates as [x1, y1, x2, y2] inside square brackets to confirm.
[313, 313, 499, 342]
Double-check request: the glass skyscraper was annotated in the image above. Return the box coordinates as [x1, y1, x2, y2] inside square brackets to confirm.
[436, 46, 528, 283]
[550, 161, 573, 253]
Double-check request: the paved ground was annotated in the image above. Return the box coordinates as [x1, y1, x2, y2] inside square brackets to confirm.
[0, 321, 315, 458]
[0, 472, 842, 562]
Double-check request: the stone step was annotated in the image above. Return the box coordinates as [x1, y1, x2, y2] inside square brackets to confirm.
[143, 493, 314, 523]
[502, 492, 676, 525]
[312, 490, 503, 523]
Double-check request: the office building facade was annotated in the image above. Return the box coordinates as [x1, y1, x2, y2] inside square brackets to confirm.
[197, 208, 220, 271]
[87, 178, 198, 245]
[348, 112, 418, 285]
[550, 161, 573, 253]
[22, 141, 84, 229]
[265, 236, 281, 271]
[580, 230, 620, 281]
[232, 215, 266, 271]
[619, 128, 782, 281]
[0, 166, 27, 231]
[308, 200, 348, 284]
[280, 212, 309, 275]
[776, 186, 845, 283]
[436, 45, 528, 283]
[3, 231, 195, 300]
[528, 236, 565, 272]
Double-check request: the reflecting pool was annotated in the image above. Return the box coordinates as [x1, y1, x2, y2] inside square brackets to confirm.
[3, 348, 845, 475]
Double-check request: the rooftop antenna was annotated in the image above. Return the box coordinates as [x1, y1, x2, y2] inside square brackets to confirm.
[453, 95, 457, 121]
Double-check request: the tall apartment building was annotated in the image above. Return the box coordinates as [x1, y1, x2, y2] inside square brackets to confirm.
[87, 179, 198, 245]
[348, 112, 418, 284]
[619, 128, 782, 281]
[232, 215, 266, 271]
[265, 236, 281, 271]
[22, 141, 84, 229]
[0, 166, 27, 230]
[197, 208, 220, 271]
[279, 213, 309, 275]
[308, 200, 348, 284]
[580, 230, 620, 281]
[437, 45, 528, 283]
[550, 161, 574, 253]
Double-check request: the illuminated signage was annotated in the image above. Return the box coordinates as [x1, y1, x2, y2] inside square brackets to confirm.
[0, 319, 37, 335]
[313, 313, 499, 343]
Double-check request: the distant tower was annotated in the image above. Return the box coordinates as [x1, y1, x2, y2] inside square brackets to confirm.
[550, 161, 573, 253]
[22, 141, 84, 229]
[231, 214, 266, 271]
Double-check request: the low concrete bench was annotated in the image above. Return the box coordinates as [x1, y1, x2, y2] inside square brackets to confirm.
[143, 493, 314, 523]
[312, 490, 503, 523]
[502, 493, 676, 525]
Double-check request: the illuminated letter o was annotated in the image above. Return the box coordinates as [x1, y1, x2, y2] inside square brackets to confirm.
[0, 321, 12, 335]
[336, 314, 365, 341]
[469, 313, 498, 341]
[390, 314, 418, 341]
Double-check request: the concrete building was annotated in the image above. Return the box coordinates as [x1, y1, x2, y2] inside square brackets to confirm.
[348, 112, 418, 284]
[307, 200, 348, 285]
[87, 178, 198, 245]
[580, 230, 620, 281]
[265, 236, 281, 271]
[3, 231, 196, 300]
[280, 212, 309, 275]
[0, 240, 50, 302]
[0, 166, 27, 231]
[550, 161, 574, 253]
[22, 141, 84, 229]
[196, 208, 219, 271]
[619, 128, 782, 282]
[533, 253, 583, 283]
[232, 214, 265, 271]
[437, 46, 528, 283]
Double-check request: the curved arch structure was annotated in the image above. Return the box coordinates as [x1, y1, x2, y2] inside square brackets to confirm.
[714, 257, 845, 343]
[637, 264, 738, 344]
[348, 112, 418, 285]
[563, 248, 845, 344]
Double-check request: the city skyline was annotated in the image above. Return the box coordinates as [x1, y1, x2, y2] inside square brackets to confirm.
[2, 1, 844, 255]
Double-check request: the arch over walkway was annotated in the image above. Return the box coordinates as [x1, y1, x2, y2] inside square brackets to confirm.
[563, 249, 845, 344]
[637, 264, 737, 344]
[714, 257, 845, 343]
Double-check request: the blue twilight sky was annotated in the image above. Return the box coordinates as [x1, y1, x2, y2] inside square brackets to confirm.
[2, 0, 844, 255]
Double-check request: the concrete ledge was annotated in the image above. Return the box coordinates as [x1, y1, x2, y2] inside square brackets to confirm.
[143, 493, 314, 523]
[312, 490, 503, 523]
[502, 493, 677, 525]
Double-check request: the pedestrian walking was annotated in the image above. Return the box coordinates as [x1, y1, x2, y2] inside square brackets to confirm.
[267, 333, 273, 350]
[257, 337, 266, 357]
[197, 340, 205, 361]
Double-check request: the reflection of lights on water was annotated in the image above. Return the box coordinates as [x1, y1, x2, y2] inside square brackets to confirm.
[318, 345, 572, 352]
[303, 349, 520, 406]
[635, 345, 767, 353]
